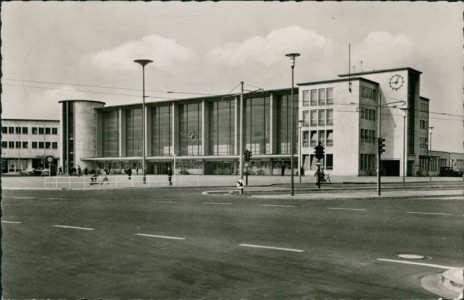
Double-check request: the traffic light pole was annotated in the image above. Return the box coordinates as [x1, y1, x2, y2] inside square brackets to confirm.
[377, 95, 382, 196]
[239, 82, 244, 195]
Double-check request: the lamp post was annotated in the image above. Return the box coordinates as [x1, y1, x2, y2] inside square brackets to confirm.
[428, 126, 434, 181]
[285, 53, 300, 197]
[400, 108, 407, 187]
[134, 59, 154, 184]
[298, 120, 304, 183]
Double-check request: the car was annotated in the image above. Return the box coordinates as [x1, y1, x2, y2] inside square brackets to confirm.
[40, 168, 57, 176]
[439, 167, 464, 177]
[19, 168, 37, 176]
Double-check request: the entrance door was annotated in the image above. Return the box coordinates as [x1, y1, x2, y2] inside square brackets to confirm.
[152, 162, 172, 175]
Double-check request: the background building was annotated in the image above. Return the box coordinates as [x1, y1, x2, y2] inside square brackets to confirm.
[1, 118, 60, 173]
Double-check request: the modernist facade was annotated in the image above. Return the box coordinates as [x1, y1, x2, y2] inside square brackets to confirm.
[59, 67, 437, 176]
[1, 119, 60, 173]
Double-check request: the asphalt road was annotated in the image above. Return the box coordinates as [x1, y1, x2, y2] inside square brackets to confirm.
[2, 187, 463, 299]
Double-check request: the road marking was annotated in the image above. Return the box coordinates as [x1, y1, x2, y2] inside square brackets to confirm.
[53, 225, 95, 231]
[6, 196, 36, 199]
[328, 207, 367, 211]
[239, 243, 304, 253]
[203, 202, 232, 205]
[406, 211, 452, 216]
[151, 201, 178, 204]
[1, 221, 21, 224]
[377, 258, 459, 270]
[136, 233, 186, 240]
[261, 204, 295, 208]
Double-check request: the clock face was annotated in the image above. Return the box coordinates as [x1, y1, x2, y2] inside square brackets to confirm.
[389, 74, 404, 91]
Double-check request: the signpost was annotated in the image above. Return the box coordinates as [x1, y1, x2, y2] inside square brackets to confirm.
[237, 179, 245, 192]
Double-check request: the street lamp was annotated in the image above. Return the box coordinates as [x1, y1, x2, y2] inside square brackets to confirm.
[428, 126, 434, 181]
[400, 108, 408, 187]
[298, 120, 304, 184]
[134, 59, 154, 184]
[285, 52, 300, 197]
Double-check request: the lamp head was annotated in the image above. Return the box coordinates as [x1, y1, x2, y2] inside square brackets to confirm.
[285, 53, 300, 66]
[134, 59, 154, 67]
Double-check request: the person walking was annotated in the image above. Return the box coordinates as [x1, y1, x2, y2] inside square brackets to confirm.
[127, 167, 132, 180]
[167, 166, 173, 186]
[58, 166, 62, 175]
[77, 165, 82, 177]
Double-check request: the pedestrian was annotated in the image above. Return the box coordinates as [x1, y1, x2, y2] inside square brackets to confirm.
[127, 167, 132, 180]
[77, 165, 82, 177]
[281, 164, 285, 176]
[58, 166, 62, 175]
[84, 167, 88, 175]
[136, 167, 139, 175]
[167, 166, 173, 186]
[101, 168, 109, 185]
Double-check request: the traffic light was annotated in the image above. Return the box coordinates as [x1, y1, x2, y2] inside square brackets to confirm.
[244, 149, 252, 162]
[314, 144, 325, 160]
[378, 137, 385, 154]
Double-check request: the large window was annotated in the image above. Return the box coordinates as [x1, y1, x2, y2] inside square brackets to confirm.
[179, 103, 202, 156]
[244, 97, 271, 154]
[327, 88, 334, 105]
[302, 90, 310, 107]
[318, 88, 326, 106]
[318, 110, 326, 126]
[310, 110, 317, 127]
[326, 109, 333, 126]
[275, 93, 298, 154]
[151, 106, 172, 156]
[302, 131, 309, 147]
[126, 108, 142, 157]
[2, 127, 7, 134]
[102, 110, 119, 157]
[209, 100, 235, 155]
[22, 127, 28, 134]
[310, 89, 317, 106]
[302, 110, 310, 127]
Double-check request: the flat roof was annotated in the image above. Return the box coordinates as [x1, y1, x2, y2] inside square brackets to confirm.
[297, 77, 379, 86]
[2, 118, 59, 122]
[58, 99, 106, 105]
[338, 67, 422, 78]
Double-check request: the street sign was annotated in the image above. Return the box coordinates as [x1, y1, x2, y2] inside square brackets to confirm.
[46, 156, 54, 163]
[236, 179, 245, 189]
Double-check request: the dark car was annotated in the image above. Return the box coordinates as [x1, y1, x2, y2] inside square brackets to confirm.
[439, 167, 463, 177]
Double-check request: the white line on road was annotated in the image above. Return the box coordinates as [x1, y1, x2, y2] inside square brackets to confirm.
[53, 225, 95, 231]
[136, 233, 186, 240]
[151, 201, 178, 204]
[377, 258, 460, 270]
[1, 221, 21, 224]
[5, 196, 36, 199]
[261, 204, 295, 208]
[203, 202, 233, 205]
[239, 243, 304, 253]
[328, 207, 367, 211]
[406, 211, 452, 216]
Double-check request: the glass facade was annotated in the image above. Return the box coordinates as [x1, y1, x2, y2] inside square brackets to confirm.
[62, 101, 74, 173]
[179, 103, 202, 156]
[244, 97, 270, 154]
[126, 108, 143, 156]
[151, 106, 172, 156]
[102, 110, 119, 157]
[208, 100, 235, 155]
[275, 94, 298, 154]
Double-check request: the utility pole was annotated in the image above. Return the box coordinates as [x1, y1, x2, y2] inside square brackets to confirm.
[239, 81, 244, 195]
[377, 95, 382, 196]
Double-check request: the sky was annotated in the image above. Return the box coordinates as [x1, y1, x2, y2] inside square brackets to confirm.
[1, 2, 463, 153]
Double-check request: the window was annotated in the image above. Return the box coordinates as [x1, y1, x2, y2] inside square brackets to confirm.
[9, 141, 14, 148]
[39, 142, 44, 149]
[45, 142, 51, 149]
[302, 90, 310, 107]
[318, 110, 326, 126]
[22, 141, 28, 148]
[326, 154, 333, 170]
[15, 141, 21, 148]
[310, 110, 317, 126]
[2, 141, 7, 148]
[327, 88, 334, 105]
[52, 128, 58, 134]
[318, 130, 325, 146]
[52, 142, 58, 149]
[9, 127, 14, 134]
[302, 131, 309, 147]
[32, 127, 38, 134]
[16, 127, 21, 134]
[39, 127, 44, 134]
[326, 130, 333, 146]
[310, 89, 317, 106]
[318, 88, 326, 106]
[303, 110, 310, 127]
[326, 109, 333, 126]
[2, 127, 7, 134]
[32, 142, 37, 149]
[310, 131, 317, 147]
[420, 120, 427, 129]
[45, 127, 51, 135]
[22, 127, 28, 134]
[360, 129, 366, 142]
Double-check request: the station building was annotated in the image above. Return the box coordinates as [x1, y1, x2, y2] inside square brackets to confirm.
[1, 118, 60, 173]
[58, 67, 441, 176]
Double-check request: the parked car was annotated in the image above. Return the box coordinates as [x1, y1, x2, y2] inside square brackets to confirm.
[40, 168, 57, 176]
[20, 168, 38, 176]
[439, 167, 463, 177]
